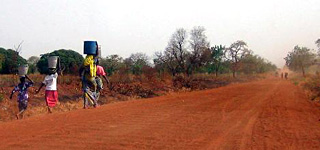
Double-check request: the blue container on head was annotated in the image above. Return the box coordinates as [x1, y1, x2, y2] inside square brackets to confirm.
[84, 41, 98, 55]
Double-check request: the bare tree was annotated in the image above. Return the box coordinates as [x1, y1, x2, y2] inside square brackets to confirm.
[154, 51, 179, 76]
[188, 26, 210, 75]
[165, 28, 189, 74]
[225, 40, 250, 78]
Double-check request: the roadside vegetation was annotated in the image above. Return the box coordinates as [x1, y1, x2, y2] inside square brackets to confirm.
[284, 38, 320, 101]
[0, 26, 277, 121]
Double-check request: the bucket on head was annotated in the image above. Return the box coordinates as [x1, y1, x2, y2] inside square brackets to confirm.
[84, 41, 98, 55]
[18, 64, 28, 76]
[48, 56, 59, 69]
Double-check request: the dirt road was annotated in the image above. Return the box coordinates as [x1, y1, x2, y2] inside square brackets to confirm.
[1, 78, 320, 150]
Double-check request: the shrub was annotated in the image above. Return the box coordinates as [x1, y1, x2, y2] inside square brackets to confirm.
[303, 75, 320, 100]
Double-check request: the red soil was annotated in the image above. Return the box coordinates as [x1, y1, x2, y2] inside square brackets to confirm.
[0, 78, 320, 150]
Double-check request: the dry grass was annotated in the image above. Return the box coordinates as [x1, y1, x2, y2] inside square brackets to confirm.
[0, 72, 267, 122]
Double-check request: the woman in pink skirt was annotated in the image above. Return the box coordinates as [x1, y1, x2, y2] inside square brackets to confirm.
[36, 68, 59, 113]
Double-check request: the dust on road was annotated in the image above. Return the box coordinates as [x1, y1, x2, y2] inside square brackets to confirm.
[0, 78, 320, 150]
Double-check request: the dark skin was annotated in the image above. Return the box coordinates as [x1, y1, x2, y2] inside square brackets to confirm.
[10, 75, 34, 99]
[36, 59, 61, 94]
[10, 75, 34, 119]
[96, 60, 110, 85]
[100, 74, 110, 85]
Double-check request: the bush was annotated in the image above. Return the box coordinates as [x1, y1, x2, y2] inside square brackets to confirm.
[303, 75, 320, 100]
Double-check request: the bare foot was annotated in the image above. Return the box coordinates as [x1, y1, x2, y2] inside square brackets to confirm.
[48, 107, 52, 113]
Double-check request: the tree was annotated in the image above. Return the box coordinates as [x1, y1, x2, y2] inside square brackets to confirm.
[316, 39, 320, 54]
[209, 45, 225, 77]
[0, 53, 4, 73]
[188, 26, 210, 75]
[37, 49, 84, 74]
[225, 40, 250, 78]
[154, 51, 179, 76]
[0, 48, 27, 74]
[124, 52, 149, 75]
[165, 28, 189, 74]
[284, 45, 316, 77]
[100, 54, 124, 76]
[240, 54, 276, 74]
[27, 56, 40, 74]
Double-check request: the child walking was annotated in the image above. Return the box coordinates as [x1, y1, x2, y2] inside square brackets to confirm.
[36, 68, 59, 113]
[95, 60, 109, 92]
[10, 75, 34, 119]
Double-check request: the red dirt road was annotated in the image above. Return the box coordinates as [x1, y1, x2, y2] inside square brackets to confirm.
[1, 78, 320, 150]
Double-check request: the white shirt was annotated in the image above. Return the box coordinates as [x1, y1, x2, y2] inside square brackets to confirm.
[43, 73, 58, 91]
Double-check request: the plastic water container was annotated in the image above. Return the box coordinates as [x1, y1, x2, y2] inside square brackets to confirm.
[84, 41, 98, 55]
[18, 64, 28, 76]
[48, 56, 59, 69]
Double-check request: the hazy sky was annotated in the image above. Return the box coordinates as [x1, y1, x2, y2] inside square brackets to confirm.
[0, 0, 319, 67]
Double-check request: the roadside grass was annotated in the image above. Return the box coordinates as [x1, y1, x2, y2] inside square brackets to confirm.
[0, 72, 269, 122]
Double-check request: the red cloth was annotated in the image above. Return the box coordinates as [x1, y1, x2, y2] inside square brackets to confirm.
[96, 65, 106, 76]
[45, 90, 58, 107]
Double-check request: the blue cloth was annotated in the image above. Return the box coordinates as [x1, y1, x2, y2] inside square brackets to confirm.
[13, 82, 33, 102]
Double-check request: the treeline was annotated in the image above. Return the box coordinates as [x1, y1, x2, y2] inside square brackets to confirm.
[154, 27, 276, 77]
[0, 26, 277, 77]
[284, 38, 320, 77]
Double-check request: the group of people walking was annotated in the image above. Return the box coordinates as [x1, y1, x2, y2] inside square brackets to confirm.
[10, 41, 109, 119]
[275, 71, 289, 80]
[10, 68, 60, 119]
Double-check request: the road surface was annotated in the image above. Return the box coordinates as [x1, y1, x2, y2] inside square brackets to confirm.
[1, 78, 320, 150]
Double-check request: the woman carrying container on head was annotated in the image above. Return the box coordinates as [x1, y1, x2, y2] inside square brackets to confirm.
[36, 56, 61, 113]
[80, 41, 100, 109]
[79, 55, 99, 109]
[10, 75, 34, 119]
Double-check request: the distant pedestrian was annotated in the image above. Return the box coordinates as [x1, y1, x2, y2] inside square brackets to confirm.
[36, 68, 59, 113]
[285, 72, 288, 79]
[281, 73, 284, 79]
[10, 75, 34, 119]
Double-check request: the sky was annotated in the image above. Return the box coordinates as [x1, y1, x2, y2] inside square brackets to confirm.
[0, 0, 319, 67]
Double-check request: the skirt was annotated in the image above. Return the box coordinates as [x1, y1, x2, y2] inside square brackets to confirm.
[45, 90, 58, 107]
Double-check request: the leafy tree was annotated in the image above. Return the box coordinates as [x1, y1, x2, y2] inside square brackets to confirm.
[124, 53, 149, 75]
[209, 45, 225, 76]
[27, 56, 40, 74]
[225, 40, 250, 78]
[284, 45, 316, 77]
[0, 48, 27, 74]
[0, 53, 4, 73]
[100, 54, 124, 76]
[37, 49, 84, 74]
[240, 54, 276, 74]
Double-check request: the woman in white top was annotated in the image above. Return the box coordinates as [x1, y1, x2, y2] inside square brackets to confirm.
[36, 68, 59, 113]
